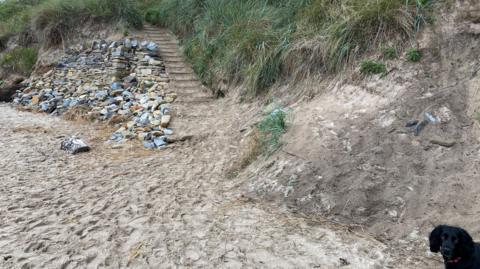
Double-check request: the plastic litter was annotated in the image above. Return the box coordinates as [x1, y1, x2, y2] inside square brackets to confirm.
[414, 120, 428, 136]
[405, 120, 419, 128]
[425, 112, 438, 124]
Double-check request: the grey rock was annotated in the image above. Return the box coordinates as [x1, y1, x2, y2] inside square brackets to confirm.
[160, 104, 171, 115]
[61, 137, 90, 155]
[163, 128, 174, 135]
[111, 132, 124, 142]
[154, 137, 167, 147]
[111, 82, 123, 90]
[95, 90, 108, 101]
[143, 141, 156, 149]
[139, 112, 150, 126]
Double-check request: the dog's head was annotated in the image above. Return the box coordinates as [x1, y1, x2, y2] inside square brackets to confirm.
[429, 225, 475, 262]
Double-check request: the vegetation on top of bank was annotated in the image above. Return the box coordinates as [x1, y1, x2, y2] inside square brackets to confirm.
[0, 0, 435, 95]
[0, 0, 142, 47]
[143, 0, 433, 97]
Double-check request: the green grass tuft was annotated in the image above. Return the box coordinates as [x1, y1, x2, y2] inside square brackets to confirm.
[406, 48, 422, 62]
[383, 47, 398, 60]
[360, 60, 387, 75]
[0, 47, 38, 75]
[257, 108, 288, 153]
[474, 112, 480, 123]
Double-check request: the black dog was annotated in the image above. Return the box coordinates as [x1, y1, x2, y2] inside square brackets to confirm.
[429, 225, 480, 268]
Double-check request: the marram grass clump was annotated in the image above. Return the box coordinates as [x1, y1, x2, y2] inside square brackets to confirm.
[360, 60, 387, 75]
[406, 48, 422, 62]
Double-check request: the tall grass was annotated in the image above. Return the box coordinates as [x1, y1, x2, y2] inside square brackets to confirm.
[0, 0, 42, 38]
[32, 0, 142, 46]
[304, 0, 430, 71]
[144, 0, 432, 97]
[0, 0, 143, 47]
[146, 0, 304, 96]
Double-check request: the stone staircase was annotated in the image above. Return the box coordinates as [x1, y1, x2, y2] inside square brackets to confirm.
[143, 25, 217, 135]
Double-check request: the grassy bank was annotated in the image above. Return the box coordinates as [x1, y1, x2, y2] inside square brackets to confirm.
[144, 0, 432, 96]
[0, 0, 433, 94]
[0, 0, 142, 47]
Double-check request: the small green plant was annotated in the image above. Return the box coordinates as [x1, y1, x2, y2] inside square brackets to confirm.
[257, 108, 288, 154]
[232, 107, 288, 172]
[406, 48, 422, 62]
[360, 60, 387, 75]
[383, 47, 397, 60]
[474, 112, 480, 123]
[0, 47, 38, 74]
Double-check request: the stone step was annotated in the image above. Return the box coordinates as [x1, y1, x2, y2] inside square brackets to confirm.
[148, 36, 174, 40]
[154, 42, 179, 46]
[176, 87, 208, 93]
[148, 38, 173, 41]
[159, 47, 180, 51]
[150, 39, 175, 43]
[172, 81, 203, 88]
[161, 52, 182, 58]
[161, 54, 183, 58]
[144, 30, 172, 35]
[169, 72, 196, 77]
[164, 60, 185, 64]
[144, 30, 171, 34]
[163, 57, 185, 62]
[171, 76, 200, 82]
[165, 62, 190, 68]
[171, 74, 198, 81]
[177, 93, 211, 99]
[177, 92, 211, 98]
[173, 85, 205, 92]
[160, 50, 180, 54]
[167, 68, 194, 74]
[159, 49, 180, 54]
[174, 98, 215, 104]
[147, 34, 174, 38]
[150, 39, 175, 42]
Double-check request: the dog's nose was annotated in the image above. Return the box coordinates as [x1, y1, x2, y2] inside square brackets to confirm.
[442, 247, 453, 257]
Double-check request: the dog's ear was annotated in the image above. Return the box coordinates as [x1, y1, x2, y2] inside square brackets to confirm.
[457, 228, 475, 259]
[429, 225, 444, 253]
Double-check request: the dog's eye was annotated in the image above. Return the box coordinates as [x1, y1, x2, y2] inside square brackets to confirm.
[452, 236, 458, 243]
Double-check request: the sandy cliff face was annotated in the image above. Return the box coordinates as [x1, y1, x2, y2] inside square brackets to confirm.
[244, 0, 480, 244]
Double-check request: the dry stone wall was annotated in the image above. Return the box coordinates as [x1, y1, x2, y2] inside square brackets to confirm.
[14, 38, 177, 149]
